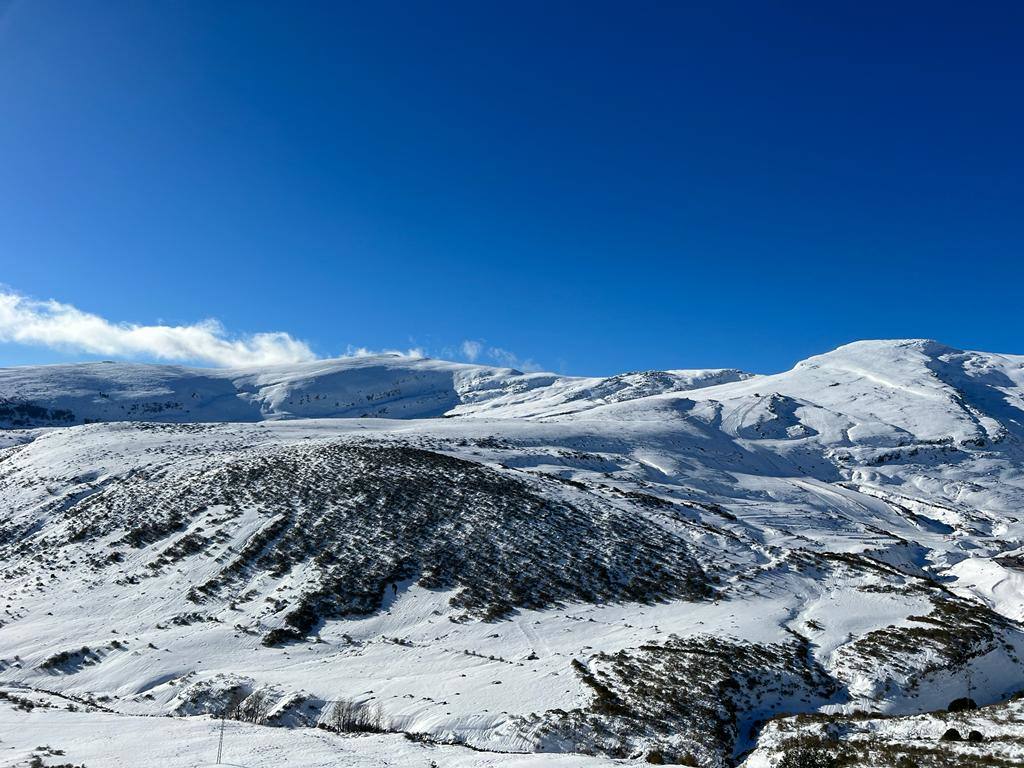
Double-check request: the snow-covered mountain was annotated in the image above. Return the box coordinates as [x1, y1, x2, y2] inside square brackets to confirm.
[0, 339, 1022, 767]
[0, 355, 752, 426]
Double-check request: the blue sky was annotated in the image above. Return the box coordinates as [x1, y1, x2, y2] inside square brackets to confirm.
[0, 1, 1021, 375]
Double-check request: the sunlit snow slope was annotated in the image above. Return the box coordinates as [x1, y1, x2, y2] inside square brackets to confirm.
[0, 339, 1022, 767]
[0, 355, 751, 425]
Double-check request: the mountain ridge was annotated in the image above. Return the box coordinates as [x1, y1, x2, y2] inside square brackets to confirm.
[0, 337, 1023, 766]
[1, 338, 1020, 431]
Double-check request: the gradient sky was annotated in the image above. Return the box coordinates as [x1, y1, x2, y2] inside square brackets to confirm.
[1, 1, 1022, 375]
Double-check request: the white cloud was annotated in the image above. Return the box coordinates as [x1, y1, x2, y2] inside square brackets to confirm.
[343, 344, 425, 359]
[0, 289, 546, 372]
[487, 346, 542, 372]
[0, 289, 317, 367]
[460, 339, 483, 362]
[454, 340, 542, 371]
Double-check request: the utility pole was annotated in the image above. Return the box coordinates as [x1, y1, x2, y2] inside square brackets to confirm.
[216, 710, 226, 764]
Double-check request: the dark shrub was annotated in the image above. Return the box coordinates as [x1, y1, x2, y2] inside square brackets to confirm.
[947, 696, 977, 712]
[777, 746, 835, 768]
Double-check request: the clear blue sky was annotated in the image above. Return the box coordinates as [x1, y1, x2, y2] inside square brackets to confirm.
[1, 1, 1021, 374]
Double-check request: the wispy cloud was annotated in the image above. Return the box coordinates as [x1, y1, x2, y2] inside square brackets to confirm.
[453, 340, 541, 372]
[460, 339, 483, 362]
[343, 344, 425, 359]
[485, 346, 542, 372]
[0, 289, 546, 372]
[0, 289, 317, 367]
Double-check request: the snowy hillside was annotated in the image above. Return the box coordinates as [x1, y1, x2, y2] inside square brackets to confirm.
[0, 355, 751, 426]
[0, 339, 1022, 767]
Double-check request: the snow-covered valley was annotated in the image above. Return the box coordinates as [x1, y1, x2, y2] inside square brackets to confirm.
[0, 339, 1023, 767]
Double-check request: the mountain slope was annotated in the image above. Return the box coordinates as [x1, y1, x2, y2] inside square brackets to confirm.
[0, 355, 753, 426]
[0, 339, 1022, 767]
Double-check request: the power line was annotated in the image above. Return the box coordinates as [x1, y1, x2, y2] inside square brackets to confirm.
[216, 710, 227, 764]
